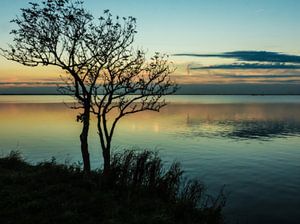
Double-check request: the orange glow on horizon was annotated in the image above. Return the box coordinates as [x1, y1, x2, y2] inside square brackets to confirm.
[0, 58, 63, 82]
[1, 57, 300, 86]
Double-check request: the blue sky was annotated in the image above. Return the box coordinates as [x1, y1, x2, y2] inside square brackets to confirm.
[80, 0, 300, 54]
[1, 0, 299, 54]
[0, 0, 300, 93]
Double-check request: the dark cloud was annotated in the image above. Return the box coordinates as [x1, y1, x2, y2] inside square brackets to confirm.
[224, 79, 300, 84]
[191, 63, 300, 70]
[256, 79, 300, 84]
[214, 74, 300, 79]
[173, 51, 300, 64]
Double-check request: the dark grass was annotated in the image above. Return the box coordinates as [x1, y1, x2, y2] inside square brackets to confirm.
[0, 150, 226, 224]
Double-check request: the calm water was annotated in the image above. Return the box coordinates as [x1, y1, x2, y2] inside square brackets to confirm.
[0, 95, 300, 223]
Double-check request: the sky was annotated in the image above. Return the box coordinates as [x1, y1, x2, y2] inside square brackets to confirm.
[0, 0, 300, 94]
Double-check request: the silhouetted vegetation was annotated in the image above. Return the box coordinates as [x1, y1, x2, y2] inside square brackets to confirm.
[0, 150, 225, 224]
[1, 0, 177, 173]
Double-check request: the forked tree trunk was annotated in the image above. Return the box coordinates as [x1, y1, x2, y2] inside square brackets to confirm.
[98, 114, 112, 175]
[80, 105, 91, 173]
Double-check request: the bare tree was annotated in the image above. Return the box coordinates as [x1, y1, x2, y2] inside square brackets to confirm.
[92, 50, 177, 173]
[1, 0, 138, 172]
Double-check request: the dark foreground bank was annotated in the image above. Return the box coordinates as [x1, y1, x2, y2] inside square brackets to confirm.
[0, 151, 225, 224]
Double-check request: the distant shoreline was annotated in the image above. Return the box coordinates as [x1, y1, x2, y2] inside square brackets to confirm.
[1, 84, 300, 95]
[0, 94, 300, 96]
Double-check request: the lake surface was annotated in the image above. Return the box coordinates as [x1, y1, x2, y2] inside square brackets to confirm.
[0, 95, 300, 224]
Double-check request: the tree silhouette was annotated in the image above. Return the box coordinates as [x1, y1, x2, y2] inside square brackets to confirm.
[2, 0, 177, 173]
[1, 0, 138, 172]
[92, 51, 177, 173]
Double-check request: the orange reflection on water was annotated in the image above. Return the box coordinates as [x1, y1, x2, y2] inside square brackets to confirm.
[1, 100, 300, 142]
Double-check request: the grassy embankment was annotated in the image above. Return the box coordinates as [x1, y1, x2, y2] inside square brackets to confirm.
[0, 151, 225, 224]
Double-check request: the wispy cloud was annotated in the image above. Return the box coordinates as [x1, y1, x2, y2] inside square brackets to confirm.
[173, 51, 300, 64]
[255, 8, 265, 14]
[190, 63, 300, 70]
[214, 74, 300, 79]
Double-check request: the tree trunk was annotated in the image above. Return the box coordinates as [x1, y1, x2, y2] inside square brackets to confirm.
[102, 144, 111, 175]
[80, 106, 91, 173]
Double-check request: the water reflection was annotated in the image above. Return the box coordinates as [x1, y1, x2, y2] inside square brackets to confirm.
[170, 104, 300, 140]
[182, 118, 300, 140]
[1, 96, 300, 224]
[1, 102, 300, 142]
[224, 120, 300, 139]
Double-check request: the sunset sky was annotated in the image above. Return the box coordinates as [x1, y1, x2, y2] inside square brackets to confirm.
[0, 0, 300, 94]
